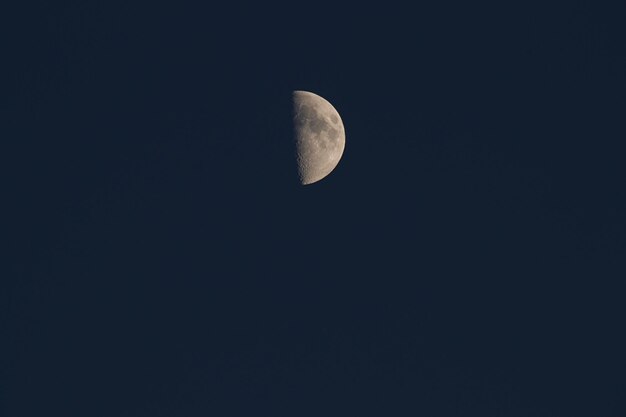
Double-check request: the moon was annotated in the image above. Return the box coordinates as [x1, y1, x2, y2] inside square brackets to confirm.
[292, 90, 346, 185]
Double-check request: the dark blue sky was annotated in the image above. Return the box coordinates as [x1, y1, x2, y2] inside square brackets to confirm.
[5, 1, 626, 416]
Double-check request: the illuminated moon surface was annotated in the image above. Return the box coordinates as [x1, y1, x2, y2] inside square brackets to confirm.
[292, 90, 346, 185]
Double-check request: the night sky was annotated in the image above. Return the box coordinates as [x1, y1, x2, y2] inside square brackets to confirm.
[5, 2, 626, 416]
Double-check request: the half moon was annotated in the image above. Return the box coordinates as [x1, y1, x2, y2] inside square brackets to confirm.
[292, 90, 346, 185]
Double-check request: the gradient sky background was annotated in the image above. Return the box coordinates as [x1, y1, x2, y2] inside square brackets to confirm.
[5, 1, 626, 416]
